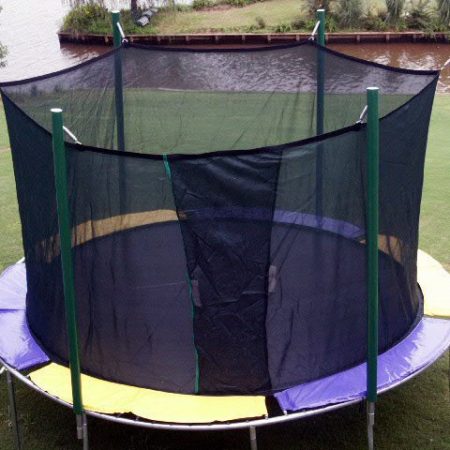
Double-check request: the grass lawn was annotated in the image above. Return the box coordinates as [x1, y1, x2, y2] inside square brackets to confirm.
[0, 96, 449, 449]
[62, 0, 391, 35]
[152, 0, 308, 34]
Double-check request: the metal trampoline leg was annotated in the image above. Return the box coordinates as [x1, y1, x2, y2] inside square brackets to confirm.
[6, 371, 22, 450]
[367, 401, 375, 450]
[82, 414, 89, 450]
[249, 426, 258, 450]
[76, 414, 89, 450]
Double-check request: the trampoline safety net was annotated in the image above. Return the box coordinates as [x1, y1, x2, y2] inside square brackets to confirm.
[0, 42, 438, 395]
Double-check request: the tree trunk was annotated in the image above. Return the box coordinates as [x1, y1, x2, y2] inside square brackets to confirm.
[131, 0, 138, 12]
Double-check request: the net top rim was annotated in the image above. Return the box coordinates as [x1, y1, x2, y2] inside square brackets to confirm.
[0, 40, 440, 88]
[0, 70, 438, 161]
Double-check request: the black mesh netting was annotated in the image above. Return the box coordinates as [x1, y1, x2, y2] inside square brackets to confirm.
[1, 42, 438, 394]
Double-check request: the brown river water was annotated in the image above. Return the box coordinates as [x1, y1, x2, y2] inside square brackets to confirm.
[0, 0, 449, 92]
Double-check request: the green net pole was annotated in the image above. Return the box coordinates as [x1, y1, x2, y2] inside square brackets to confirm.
[112, 11, 125, 151]
[366, 87, 379, 450]
[316, 8, 325, 135]
[51, 109, 83, 419]
[366, 87, 379, 402]
[315, 9, 325, 218]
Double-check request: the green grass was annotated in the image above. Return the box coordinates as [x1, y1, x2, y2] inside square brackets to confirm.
[419, 96, 450, 270]
[60, 0, 448, 35]
[0, 108, 21, 273]
[151, 0, 308, 34]
[60, 0, 314, 35]
[0, 96, 449, 449]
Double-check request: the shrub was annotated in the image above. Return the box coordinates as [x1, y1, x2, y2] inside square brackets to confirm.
[0, 7, 6, 68]
[405, 0, 433, 29]
[192, 0, 214, 10]
[385, 0, 405, 24]
[225, 0, 267, 6]
[63, 2, 109, 33]
[290, 17, 317, 31]
[361, 12, 388, 30]
[305, 0, 334, 17]
[274, 22, 293, 32]
[255, 16, 266, 29]
[334, 0, 363, 27]
[291, 17, 307, 29]
[437, 0, 450, 27]
[325, 14, 338, 31]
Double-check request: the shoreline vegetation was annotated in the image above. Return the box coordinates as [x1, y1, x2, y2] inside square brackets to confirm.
[60, 0, 450, 36]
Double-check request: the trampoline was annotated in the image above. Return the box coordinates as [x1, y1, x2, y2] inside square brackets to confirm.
[0, 11, 449, 450]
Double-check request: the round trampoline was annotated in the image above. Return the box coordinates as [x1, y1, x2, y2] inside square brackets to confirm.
[0, 13, 449, 450]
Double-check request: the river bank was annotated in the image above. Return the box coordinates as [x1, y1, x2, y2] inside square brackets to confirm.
[58, 30, 450, 46]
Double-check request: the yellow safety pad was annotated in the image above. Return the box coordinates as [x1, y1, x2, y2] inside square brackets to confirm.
[35, 210, 179, 263]
[418, 250, 450, 318]
[29, 364, 267, 424]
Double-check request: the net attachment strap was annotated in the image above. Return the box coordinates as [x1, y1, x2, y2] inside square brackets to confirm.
[309, 21, 321, 41]
[117, 22, 128, 44]
[356, 105, 368, 124]
[63, 126, 82, 145]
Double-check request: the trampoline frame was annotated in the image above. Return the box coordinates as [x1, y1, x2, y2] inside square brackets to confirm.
[2, 331, 447, 450]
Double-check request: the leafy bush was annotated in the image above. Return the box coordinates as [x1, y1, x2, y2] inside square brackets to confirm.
[437, 0, 450, 27]
[226, 0, 245, 5]
[405, 0, 433, 29]
[225, 0, 266, 6]
[325, 14, 338, 32]
[274, 22, 293, 32]
[361, 12, 388, 30]
[0, 7, 6, 68]
[385, 0, 405, 24]
[62, 4, 148, 34]
[305, 0, 334, 17]
[290, 17, 317, 31]
[255, 16, 266, 29]
[192, 0, 214, 10]
[334, 0, 363, 27]
[63, 2, 109, 33]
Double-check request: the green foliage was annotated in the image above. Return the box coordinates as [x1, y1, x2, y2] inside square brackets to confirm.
[274, 22, 293, 32]
[0, 7, 6, 68]
[305, 0, 333, 17]
[437, 0, 450, 27]
[325, 14, 338, 31]
[62, 2, 109, 33]
[361, 12, 388, 30]
[291, 17, 317, 30]
[255, 16, 266, 29]
[225, 0, 266, 6]
[192, 0, 214, 10]
[334, 0, 363, 27]
[62, 3, 155, 34]
[386, 0, 405, 23]
[405, 0, 433, 30]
